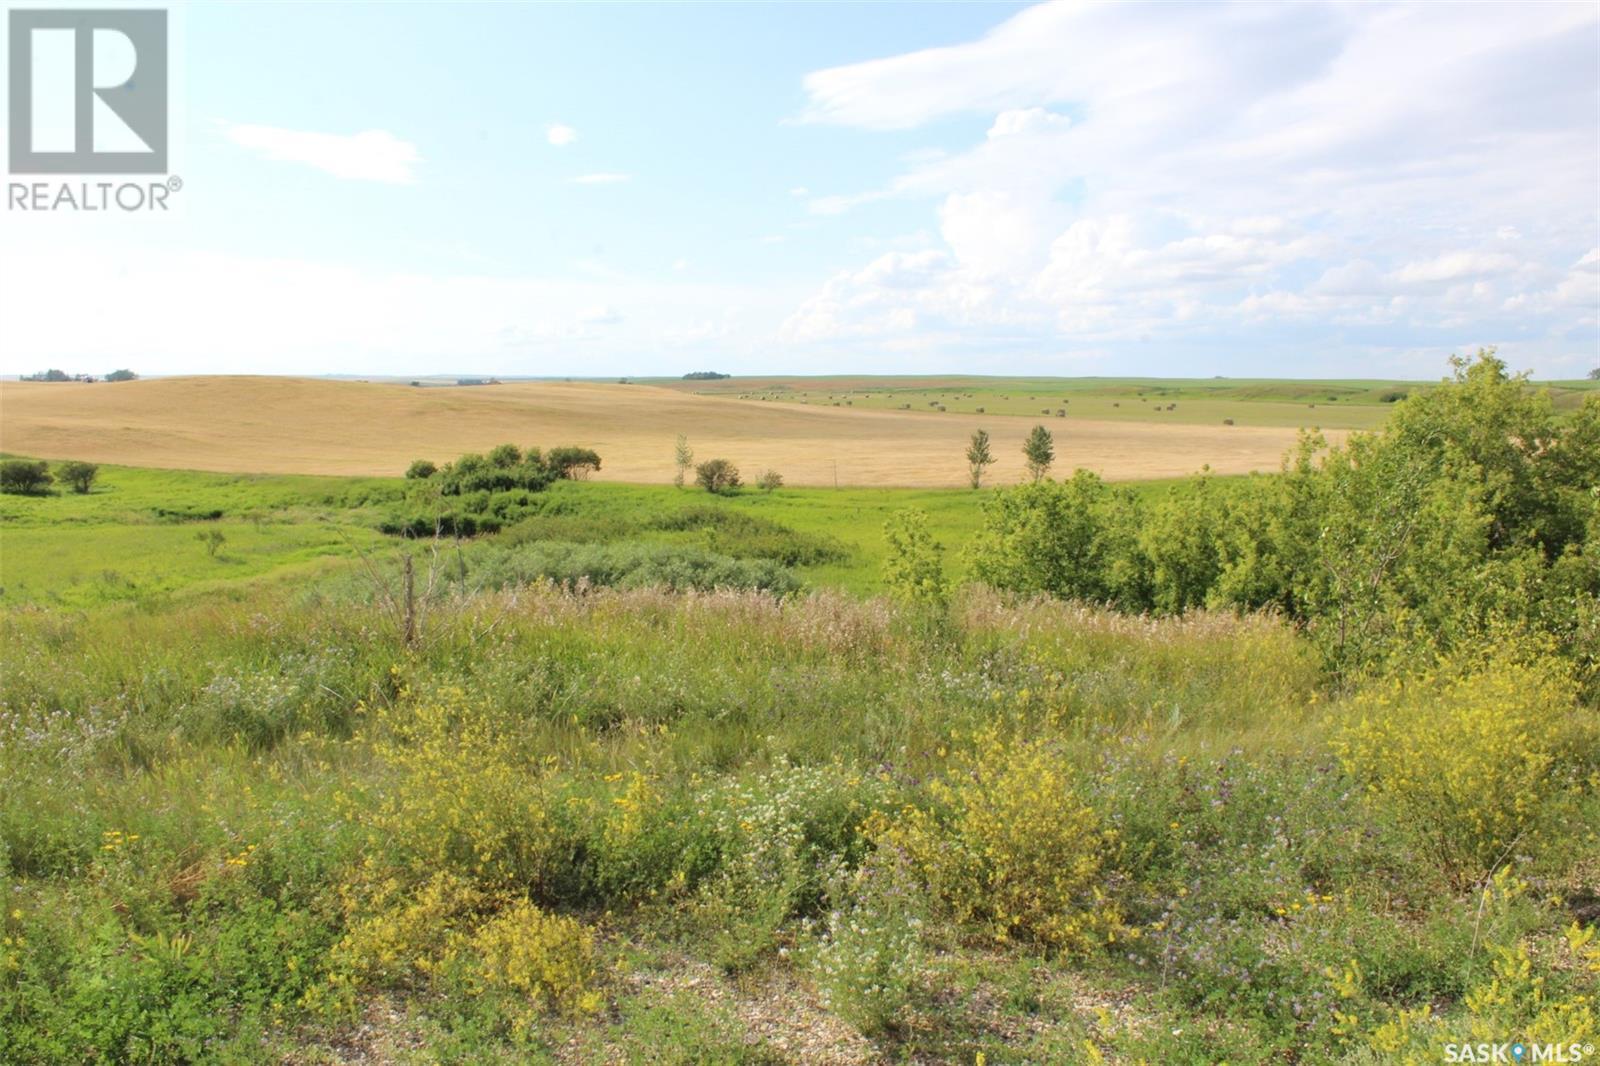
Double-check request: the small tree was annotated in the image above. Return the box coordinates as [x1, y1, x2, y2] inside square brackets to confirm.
[695, 458, 741, 494]
[0, 459, 52, 495]
[1023, 425, 1054, 482]
[546, 446, 601, 480]
[1589, 367, 1600, 381]
[405, 459, 437, 479]
[674, 434, 694, 489]
[756, 469, 784, 493]
[883, 508, 946, 606]
[56, 460, 99, 494]
[196, 528, 226, 558]
[487, 443, 523, 468]
[105, 369, 138, 382]
[966, 429, 994, 490]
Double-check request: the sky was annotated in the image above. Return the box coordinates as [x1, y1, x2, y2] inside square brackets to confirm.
[1, 0, 1597, 380]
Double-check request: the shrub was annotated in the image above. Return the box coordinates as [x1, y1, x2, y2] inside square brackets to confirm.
[695, 458, 741, 494]
[487, 443, 522, 468]
[546, 446, 601, 480]
[195, 528, 226, 557]
[468, 899, 602, 1020]
[54, 460, 98, 494]
[465, 541, 801, 595]
[756, 469, 783, 493]
[966, 471, 1144, 608]
[324, 870, 487, 991]
[882, 509, 946, 606]
[0, 459, 52, 495]
[364, 690, 576, 896]
[885, 729, 1120, 952]
[405, 459, 437, 479]
[1334, 647, 1589, 886]
[803, 846, 925, 1035]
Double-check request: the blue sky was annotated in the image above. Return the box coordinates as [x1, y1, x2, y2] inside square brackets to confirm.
[2, 1, 1597, 379]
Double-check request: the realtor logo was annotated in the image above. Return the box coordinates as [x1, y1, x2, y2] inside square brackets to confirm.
[8, 8, 168, 174]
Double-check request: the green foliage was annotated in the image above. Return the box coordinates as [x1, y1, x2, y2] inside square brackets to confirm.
[966, 352, 1600, 686]
[882, 508, 947, 606]
[965, 428, 994, 489]
[802, 845, 926, 1035]
[967, 471, 1143, 607]
[1334, 646, 1593, 886]
[884, 728, 1120, 953]
[695, 458, 741, 494]
[0, 459, 52, 495]
[54, 460, 98, 494]
[105, 368, 138, 382]
[755, 469, 783, 492]
[1022, 424, 1055, 481]
[463, 540, 802, 595]
[194, 527, 226, 557]
[545, 445, 602, 480]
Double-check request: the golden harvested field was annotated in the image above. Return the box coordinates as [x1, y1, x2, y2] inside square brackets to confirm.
[0, 376, 1343, 486]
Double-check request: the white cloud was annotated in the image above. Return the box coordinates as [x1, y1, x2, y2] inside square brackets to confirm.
[221, 123, 420, 183]
[784, 1, 1599, 370]
[546, 123, 578, 146]
[570, 172, 630, 185]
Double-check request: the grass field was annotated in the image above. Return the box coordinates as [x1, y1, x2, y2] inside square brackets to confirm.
[0, 460, 1222, 606]
[0, 376, 1347, 487]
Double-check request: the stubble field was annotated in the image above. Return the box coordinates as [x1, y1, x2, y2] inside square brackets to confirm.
[0, 376, 1348, 486]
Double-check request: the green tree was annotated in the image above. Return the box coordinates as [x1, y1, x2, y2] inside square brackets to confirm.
[756, 469, 783, 493]
[1022, 425, 1054, 482]
[966, 472, 1143, 607]
[966, 429, 994, 489]
[55, 460, 99, 495]
[545, 447, 602, 480]
[405, 459, 437, 479]
[487, 443, 523, 468]
[104, 369, 138, 382]
[0, 459, 53, 495]
[695, 458, 741, 494]
[882, 509, 947, 606]
[674, 435, 694, 489]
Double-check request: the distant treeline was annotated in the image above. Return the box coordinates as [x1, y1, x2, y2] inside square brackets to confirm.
[19, 369, 136, 383]
[682, 371, 731, 380]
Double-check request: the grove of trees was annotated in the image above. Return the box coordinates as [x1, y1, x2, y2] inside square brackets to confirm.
[956, 351, 1599, 685]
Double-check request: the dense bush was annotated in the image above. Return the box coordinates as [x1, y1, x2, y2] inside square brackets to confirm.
[0, 459, 52, 495]
[965, 352, 1600, 685]
[647, 506, 847, 566]
[882, 508, 947, 605]
[1335, 645, 1593, 886]
[883, 728, 1121, 953]
[464, 540, 802, 595]
[695, 458, 741, 494]
[54, 460, 98, 494]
